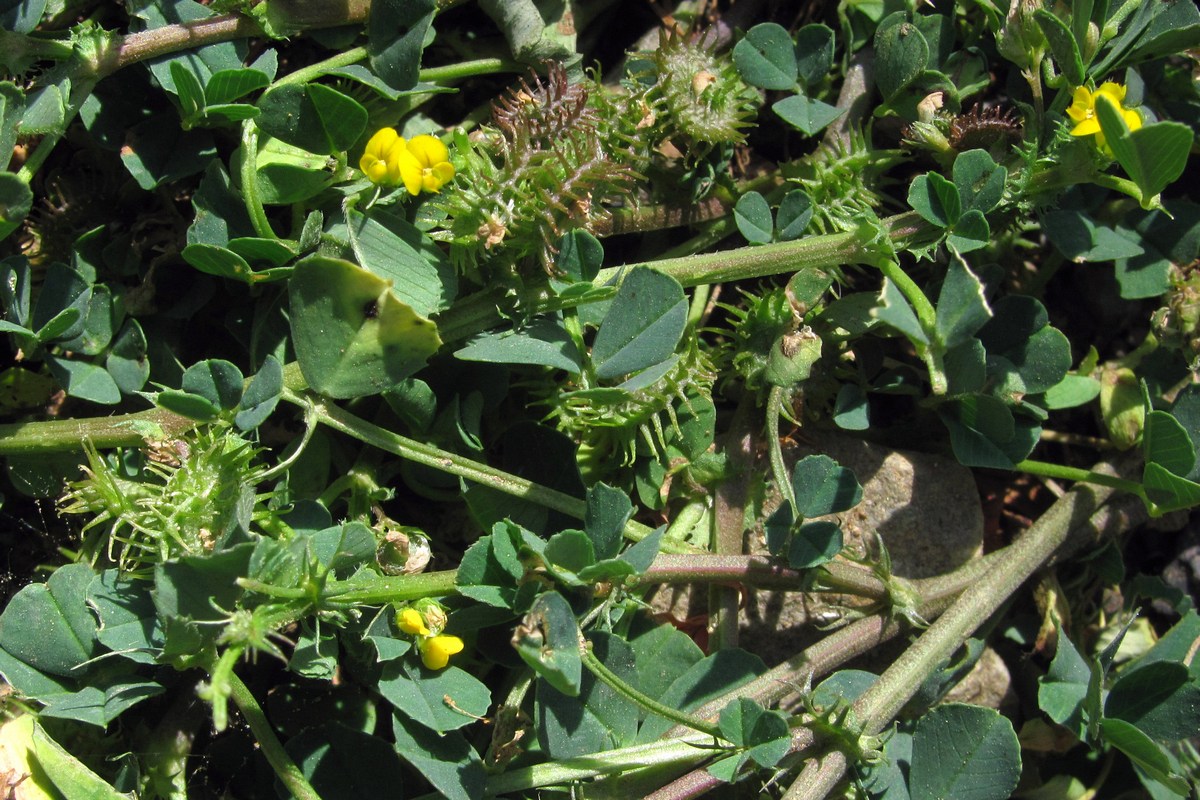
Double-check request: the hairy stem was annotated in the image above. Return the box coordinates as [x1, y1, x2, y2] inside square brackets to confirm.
[781, 463, 1121, 800]
[662, 478, 1142, 742]
[93, 13, 263, 77]
[0, 407, 195, 455]
[321, 569, 461, 606]
[240, 123, 278, 239]
[644, 768, 728, 800]
[767, 385, 796, 514]
[437, 212, 926, 345]
[482, 735, 716, 796]
[709, 395, 757, 651]
[229, 672, 323, 800]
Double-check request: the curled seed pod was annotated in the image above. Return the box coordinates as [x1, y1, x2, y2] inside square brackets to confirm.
[545, 337, 717, 477]
[948, 105, 1023, 153]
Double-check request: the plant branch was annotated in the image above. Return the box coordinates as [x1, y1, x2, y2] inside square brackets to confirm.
[482, 735, 716, 797]
[780, 461, 1123, 800]
[875, 258, 937, 338]
[709, 394, 757, 651]
[240, 123, 278, 240]
[1016, 458, 1144, 497]
[93, 13, 263, 77]
[581, 645, 723, 738]
[228, 672, 323, 800]
[0, 407, 195, 455]
[767, 385, 796, 514]
[436, 212, 927, 346]
[661, 478, 1142, 742]
[596, 194, 734, 237]
[321, 568, 460, 606]
[644, 767, 728, 800]
[284, 388, 703, 554]
[781, 751, 847, 800]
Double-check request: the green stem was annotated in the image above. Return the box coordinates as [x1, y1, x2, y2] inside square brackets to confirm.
[15, 126, 69, 184]
[436, 212, 928, 347]
[595, 226, 870, 289]
[1090, 173, 1144, 201]
[228, 672, 323, 800]
[875, 257, 945, 393]
[1016, 458, 1144, 497]
[275, 52, 520, 89]
[482, 735, 716, 796]
[0, 407, 195, 455]
[686, 282, 711, 330]
[767, 385, 796, 515]
[0, 29, 74, 64]
[321, 568, 460, 606]
[420, 57, 524, 83]
[236, 579, 311, 600]
[240, 123, 278, 239]
[664, 499, 708, 544]
[285, 389, 702, 555]
[875, 258, 937, 338]
[1026, 162, 1142, 200]
[581, 646, 723, 739]
[274, 46, 368, 87]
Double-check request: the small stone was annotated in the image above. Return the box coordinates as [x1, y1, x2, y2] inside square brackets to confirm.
[653, 428, 985, 665]
[743, 429, 984, 663]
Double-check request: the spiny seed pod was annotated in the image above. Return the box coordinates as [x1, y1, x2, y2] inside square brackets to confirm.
[431, 63, 638, 279]
[545, 338, 717, 478]
[786, 128, 886, 234]
[714, 287, 796, 393]
[61, 427, 264, 573]
[949, 105, 1023, 154]
[636, 28, 759, 159]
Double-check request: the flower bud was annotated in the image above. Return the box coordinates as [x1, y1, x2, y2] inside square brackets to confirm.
[997, 0, 1047, 71]
[1098, 366, 1144, 450]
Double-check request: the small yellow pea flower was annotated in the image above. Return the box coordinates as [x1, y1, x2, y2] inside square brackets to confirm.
[359, 127, 408, 185]
[1066, 82, 1143, 155]
[397, 134, 456, 196]
[419, 634, 464, 670]
[396, 607, 430, 636]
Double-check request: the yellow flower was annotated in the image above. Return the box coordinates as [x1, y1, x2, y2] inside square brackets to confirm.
[359, 127, 407, 185]
[396, 608, 429, 636]
[397, 134, 455, 196]
[1066, 82, 1143, 155]
[419, 634, 464, 670]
